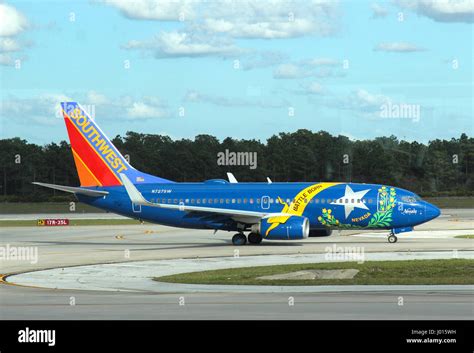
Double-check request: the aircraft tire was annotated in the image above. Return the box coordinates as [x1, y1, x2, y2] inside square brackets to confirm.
[232, 233, 247, 246]
[248, 233, 263, 244]
[388, 234, 398, 243]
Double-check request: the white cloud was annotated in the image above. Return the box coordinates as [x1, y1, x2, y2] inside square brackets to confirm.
[240, 51, 289, 70]
[0, 53, 14, 65]
[126, 102, 167, 119]
[395, 0, 474, 23]
[101, 0, 195, 21]
[374, 42, 425, 52]
[200, 17, 327, 39]
[105, 0, 340, 39]
[272, 58, 346, 79]
[123, 31, 240, 58]
[329, 89, 393, 117]
[0, 3, 28, 36]
[351, 89, 392, 108]
[109, 0, 341, 60]
[0, 38, 21, 52]
[0, 92, 171, 125]
[86, 91, 110, 105]
[307, 57, 340, 66]
[202, 0, 339, 39]
[0, 4, 29, 66]
[371, 3, 389, 18]
[273, 63, 312, 79]
[184, 90, 289, 108]
[0, 93, 73, 125]
[295, 81, 325, 95]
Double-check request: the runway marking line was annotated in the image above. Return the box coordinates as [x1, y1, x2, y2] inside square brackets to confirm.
[0, 273, 46, 290]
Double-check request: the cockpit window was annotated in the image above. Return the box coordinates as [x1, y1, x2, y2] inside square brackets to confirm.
[401, 196, 417, 203]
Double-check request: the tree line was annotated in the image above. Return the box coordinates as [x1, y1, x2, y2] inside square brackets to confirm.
[0, 130, 472, 202]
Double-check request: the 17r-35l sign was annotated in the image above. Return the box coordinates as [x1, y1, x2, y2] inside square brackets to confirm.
[37, 219, 69, 226]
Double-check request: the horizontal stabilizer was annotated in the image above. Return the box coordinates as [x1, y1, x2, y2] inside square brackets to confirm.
[33, 182, 109, 197]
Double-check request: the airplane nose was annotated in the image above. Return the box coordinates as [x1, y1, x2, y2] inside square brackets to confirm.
[425, 203, 441, 221]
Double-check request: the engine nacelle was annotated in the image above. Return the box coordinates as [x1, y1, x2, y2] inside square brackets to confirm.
[308, 228, 332, 237]
[255, 216, 310, 240]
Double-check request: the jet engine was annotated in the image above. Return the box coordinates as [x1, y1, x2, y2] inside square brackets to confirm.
[253, 216, 310, 240]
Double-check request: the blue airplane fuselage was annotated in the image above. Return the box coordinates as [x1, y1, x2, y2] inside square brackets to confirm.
[78, 180, 440, 236]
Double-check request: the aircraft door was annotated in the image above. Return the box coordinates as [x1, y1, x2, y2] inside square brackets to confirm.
[261, 195, 270, 209]
[132, 203, 142, 213]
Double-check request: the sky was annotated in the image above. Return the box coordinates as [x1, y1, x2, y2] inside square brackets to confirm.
[0, 0, 473, 145]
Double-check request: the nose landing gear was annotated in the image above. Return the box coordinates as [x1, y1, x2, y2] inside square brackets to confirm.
[388, 232, 398, 243]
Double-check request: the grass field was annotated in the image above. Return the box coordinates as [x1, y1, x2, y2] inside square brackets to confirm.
[155, 259, 474, 286]
[0, 219, 147, 227]
[455, 235, 474, 239]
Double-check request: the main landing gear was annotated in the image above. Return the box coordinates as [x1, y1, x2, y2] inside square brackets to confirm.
[232, 232, 263, 245]
[248, 232, 263, 245]
[387, 232, 398, 243]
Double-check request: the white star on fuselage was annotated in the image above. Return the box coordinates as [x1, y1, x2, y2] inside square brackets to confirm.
[331, 185, 370, 218]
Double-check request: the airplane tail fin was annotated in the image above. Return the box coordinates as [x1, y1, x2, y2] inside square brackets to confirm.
[61, 102, 173, 187]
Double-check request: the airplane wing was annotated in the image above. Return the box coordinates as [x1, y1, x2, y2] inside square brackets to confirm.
[33, 182, 109, 197]
[119, 173, 288, 224]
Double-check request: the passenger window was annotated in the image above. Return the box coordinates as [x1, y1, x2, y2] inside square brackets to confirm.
[250, 198, 254, 204]
[197, 199, 201, 204]
[202, 199, 207, 204]
[243, 198, 247, 204]
[226, 199, 230, 204]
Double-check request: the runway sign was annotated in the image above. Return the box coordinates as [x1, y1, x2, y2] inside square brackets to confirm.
[37, 219, 70, 226]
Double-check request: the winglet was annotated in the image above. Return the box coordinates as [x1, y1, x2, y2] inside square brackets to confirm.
[227, 172, 238, 183]
[119, 173, 148, 205]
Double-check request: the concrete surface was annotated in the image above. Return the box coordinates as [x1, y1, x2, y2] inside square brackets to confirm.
[0, 208, 473, 319]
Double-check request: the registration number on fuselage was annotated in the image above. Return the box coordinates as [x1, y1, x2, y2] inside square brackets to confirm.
[151, 189, 172, 194]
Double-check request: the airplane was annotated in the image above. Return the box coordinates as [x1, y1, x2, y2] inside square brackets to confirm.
[34, 102, 441, 245]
